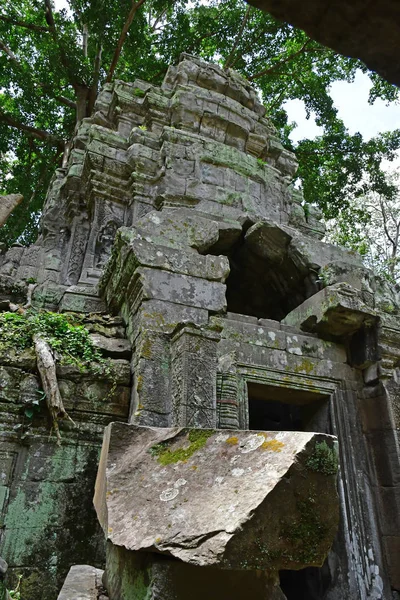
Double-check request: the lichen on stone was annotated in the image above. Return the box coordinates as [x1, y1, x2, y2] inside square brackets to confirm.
[225, 436, 239, 445]
[261, 439, 284, 452]
[150, 429, 214, 465]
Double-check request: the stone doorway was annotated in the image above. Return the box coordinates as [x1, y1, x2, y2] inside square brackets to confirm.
[279, 564, 333, 600]
[247, 382, 330, 433]
[246, 382, 333, 600]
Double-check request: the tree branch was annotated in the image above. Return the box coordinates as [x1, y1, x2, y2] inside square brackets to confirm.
[249, 40, 318, 81]
[106, 0, 148, 83]
[229, 23, 273, 70]
[1, 37, 76, 110]
[44, 0, 76, 81]
[35, 82, 76, 108]
[0, 15, 49, 33]
[0, 110, 63, 145]
[224, 6, 252, 70]
[150, 6, 168, 32]
[0, 39, 19, 64]
[88, 41, 103, 115]
[379, 197, 397, 248]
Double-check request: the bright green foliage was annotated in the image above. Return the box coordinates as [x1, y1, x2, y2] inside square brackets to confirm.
[0, 310, 102, 365]
[1, 0, 399, 246]
[296, 125, 400, 219]
[306, 441, 338, 476]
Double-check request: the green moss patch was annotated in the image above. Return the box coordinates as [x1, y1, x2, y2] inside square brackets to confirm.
[150, 429, 214, 465]
[306, 441, 338, 476]
[133, 87, 146, 98]
[282, 497, 328, 564]
[0, 310, 102, 367]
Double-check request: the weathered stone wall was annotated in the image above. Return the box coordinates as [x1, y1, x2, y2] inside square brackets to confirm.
[0, 314, 131, 599]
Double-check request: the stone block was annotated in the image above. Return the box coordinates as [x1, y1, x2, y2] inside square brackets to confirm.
[366, 430, 400, 486]
[382, 536, 400, 590]
[171, 325, 219, 427]
[138, 299, 209, 330]
[377, 485, 400, 536]
[116, 232, 230, 282]
[95, 423, 339, 572]
[283, 283, 378, 339]
[89, 333, 131, 359]
[138, 267, 226, 312]
[59, 291, 106, 314]
[360, 386, 395, 432]
[57, 564, 104, 600]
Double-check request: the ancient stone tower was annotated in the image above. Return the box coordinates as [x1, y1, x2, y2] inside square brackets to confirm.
[0, 55, 399, 600]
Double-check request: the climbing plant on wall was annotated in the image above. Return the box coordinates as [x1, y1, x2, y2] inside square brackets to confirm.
[1, 0, 399, 246]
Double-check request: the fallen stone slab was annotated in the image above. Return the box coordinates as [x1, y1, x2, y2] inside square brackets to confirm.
[57, 565, 104, 600]
[95, 423, 339, 572]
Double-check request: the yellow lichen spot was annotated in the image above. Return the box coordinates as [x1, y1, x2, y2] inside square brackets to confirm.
[138, 403, 144, 410]
[141, 338, 153, 359]
[226, 436, 239, 445]
[191, 465, 198, 470]
[108, 528, 113, 533]
[261, 439, 285, 452]
[136, 375, 143, 392]
[293, 359, 315, 375]
[155, 537, 162, 544]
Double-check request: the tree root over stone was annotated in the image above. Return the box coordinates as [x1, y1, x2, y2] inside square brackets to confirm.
[33, 334, 75, 445]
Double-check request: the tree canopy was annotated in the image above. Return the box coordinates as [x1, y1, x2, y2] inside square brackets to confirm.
[326, 168, 400, 284]
[1, 0, 399, 247]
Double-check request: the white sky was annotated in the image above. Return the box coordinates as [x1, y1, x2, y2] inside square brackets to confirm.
[285, 70, 400, 143]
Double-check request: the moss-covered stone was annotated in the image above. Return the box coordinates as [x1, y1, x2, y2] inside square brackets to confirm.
[150, 429, 214, 465]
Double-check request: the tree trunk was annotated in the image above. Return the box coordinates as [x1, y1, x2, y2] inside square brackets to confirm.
[75, 85, 90, 123]
[33, 334, 75, 444]
[0, 194, 23, 227]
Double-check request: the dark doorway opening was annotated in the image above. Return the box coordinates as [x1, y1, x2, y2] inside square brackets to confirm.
[247, 382, 330, 433]
[280, 561, 333, 600]
[204, 222, 320, 321]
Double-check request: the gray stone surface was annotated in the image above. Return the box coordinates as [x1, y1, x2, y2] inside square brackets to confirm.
[57, 565, 104, 600]
[95, 423, 339, 571]
[283, 283, 378, 339]
[89, 333, 131, 358]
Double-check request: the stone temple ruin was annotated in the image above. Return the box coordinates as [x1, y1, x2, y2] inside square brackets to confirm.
[0, 54, 399, 599]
